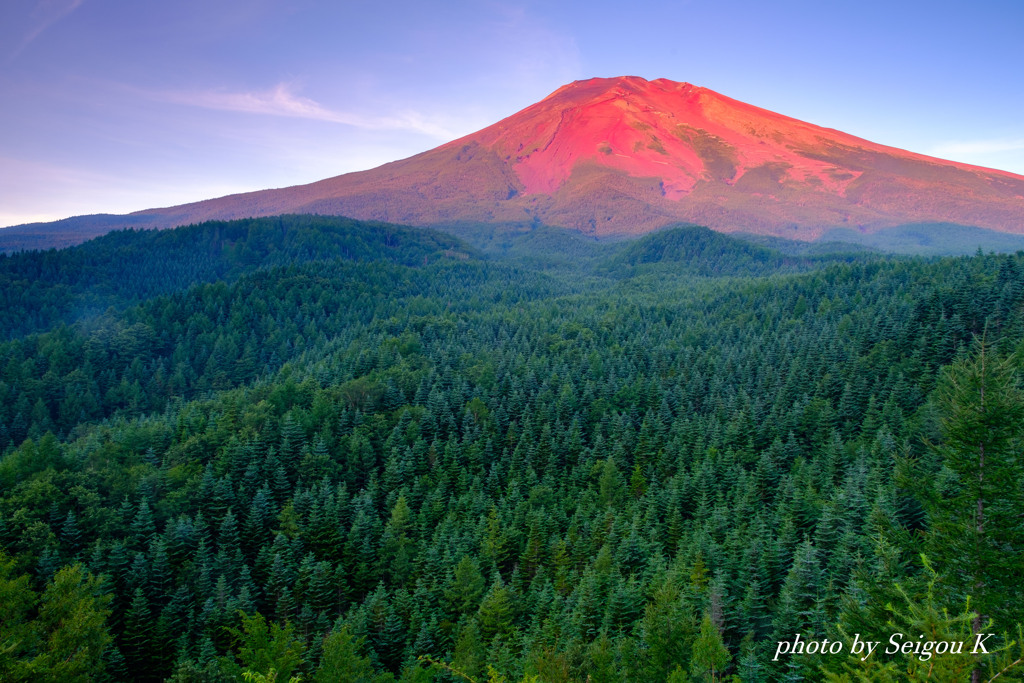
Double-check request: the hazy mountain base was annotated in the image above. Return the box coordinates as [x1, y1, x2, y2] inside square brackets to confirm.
[0, 213, 171, 253]
[819, 222, 1024, 257]
[0, 216, 1022, 681]
[5, 208, 1024, 260]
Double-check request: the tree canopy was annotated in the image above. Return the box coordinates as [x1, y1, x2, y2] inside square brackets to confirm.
[1, 216, 1022, 680]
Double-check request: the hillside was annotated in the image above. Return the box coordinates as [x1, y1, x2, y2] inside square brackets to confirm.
[1, 218, 1024, 680]
[0, 216, 469, 339]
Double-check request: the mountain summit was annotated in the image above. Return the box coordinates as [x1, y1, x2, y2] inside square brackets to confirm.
[8, 77, 1024, 246]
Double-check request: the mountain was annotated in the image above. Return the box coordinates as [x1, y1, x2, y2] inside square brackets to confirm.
[4, 76, 1024, 249]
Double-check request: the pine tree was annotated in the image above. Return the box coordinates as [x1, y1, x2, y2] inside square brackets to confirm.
[825, 557, 1024, 682]
[482, 506, 510, 573]
[638, 576, 696, 680]
[130, 498, 157, 551]
[478, 579, 515, 642]
[315, 626, 378, 683]
[446, 555, 486, 616]
[771, 539, 825, 680]
[306, 560, 335, 617]
[218, 510, 241, 561]
[376, 606, 407, 673]
[227, 611, 306, 682]
[598, 457, 624, 507]
[279, 411, 305, 471]
[122, 587, 155, 681]
[690, 612, 731, 682]
[380, 495, 415, 585]
[924, 341, 1024, 631]
[451, 618, 485, 682]
[148, 537, 173, 605]
[60, 511, 83, 556]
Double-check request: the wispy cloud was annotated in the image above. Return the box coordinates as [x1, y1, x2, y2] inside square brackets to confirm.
[932, 138, 1024, 157]
[9, 0, 84, 61]
[153, 83, 458, 139]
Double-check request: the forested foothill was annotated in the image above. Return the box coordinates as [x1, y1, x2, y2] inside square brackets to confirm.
[0, 216, 1022, 681]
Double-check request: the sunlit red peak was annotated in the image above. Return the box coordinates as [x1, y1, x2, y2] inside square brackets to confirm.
[422, 75, 1021, 238]
[22, 75, 1019, 249]
[453, 76, 876, 199]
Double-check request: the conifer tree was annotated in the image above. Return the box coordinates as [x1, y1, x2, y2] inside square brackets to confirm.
[924, 340, 1024, 631]
[227, 611, 306, 682]
[446, 555, 486, 616]
[452, 618, 486, 681]
[478, 579, 515, 643]
[380, 495, 415, 585]
[690, 612, 732, 682]
[315, 626, 380, 683]
[825, 558, 1024, 682]
[122, 587, 155, 680]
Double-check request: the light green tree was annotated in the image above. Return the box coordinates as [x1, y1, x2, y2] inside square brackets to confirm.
[690, 613, 732, 682]
[823, 557, 1023, 682]
[315, 626, 391, 683]
[226, 611, 306, 683]
[0, 554, 112, 682]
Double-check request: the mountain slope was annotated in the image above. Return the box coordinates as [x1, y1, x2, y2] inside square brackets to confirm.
[5, 76, 1023, 248]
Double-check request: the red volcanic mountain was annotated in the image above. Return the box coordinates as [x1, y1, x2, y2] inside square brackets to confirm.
[7, 76, 1024, 247]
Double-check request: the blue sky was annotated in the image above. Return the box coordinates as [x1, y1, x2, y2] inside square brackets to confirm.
[2, 0, 1022, 227]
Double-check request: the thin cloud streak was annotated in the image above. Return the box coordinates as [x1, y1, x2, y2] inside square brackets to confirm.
[9, 0, 84, 61]
[152, 83, 459, 140]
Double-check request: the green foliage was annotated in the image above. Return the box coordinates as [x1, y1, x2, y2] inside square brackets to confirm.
[225, 611, 306, 682]
[923, 340, 1024, 624]
[603, 224, 803, 278]
[2, 217, 1024, 681]
[446, 556, 485, 616]
[242, 668, 303, 683]
[691, 613, 732, 681]
[478, 580, 515, 642]
[0, 215, 469, 340]
[824, 557, 1024, 681]
[0, 553, 112, 681]
[315, 626, 387, 683]
[417, 654, 538, 683]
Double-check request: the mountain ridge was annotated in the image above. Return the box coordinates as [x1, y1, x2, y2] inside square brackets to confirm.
[4, 76, 1023, 249]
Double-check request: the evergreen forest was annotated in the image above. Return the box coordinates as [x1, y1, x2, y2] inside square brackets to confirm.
[0, 215, 1022, 682]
